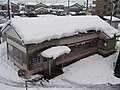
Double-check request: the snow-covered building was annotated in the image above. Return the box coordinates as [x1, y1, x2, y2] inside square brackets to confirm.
[2, 15, 119, 75]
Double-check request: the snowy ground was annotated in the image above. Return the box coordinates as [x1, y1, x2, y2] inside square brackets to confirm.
[0, 42, 120, 90]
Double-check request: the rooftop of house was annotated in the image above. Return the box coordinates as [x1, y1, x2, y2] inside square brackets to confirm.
[3, 15, 119, 45]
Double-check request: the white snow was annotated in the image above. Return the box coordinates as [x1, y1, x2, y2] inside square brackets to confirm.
[41, 46, 71, 59]
[25, 2, 38, 5]
[104, 16, 120, 22]
[6, 15, 119, 45]
[50, 52, 120, 85]
[0, 42, 120, 89]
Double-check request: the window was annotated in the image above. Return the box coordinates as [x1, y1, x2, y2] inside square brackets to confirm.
[8, 44, 26, 64]
[69, 44, 76, 52]
[8, 44, 13, 55]
[99, 39, 107, 47]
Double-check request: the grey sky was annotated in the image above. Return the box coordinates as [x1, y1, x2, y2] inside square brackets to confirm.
[1, 0, 93, 5]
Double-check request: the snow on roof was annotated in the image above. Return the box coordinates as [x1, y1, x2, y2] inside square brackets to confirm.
[41, 46, 71, 59]
[9, 15, 119, 44]
[51, 2, 77, 7]
[104, 16, 120, 22]
[25, 2, 38, 5]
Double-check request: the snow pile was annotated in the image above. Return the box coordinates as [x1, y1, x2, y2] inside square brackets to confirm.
[50, 53, 120, 85]
[8, 15, 119, 44]
[41, 46, 71, 59]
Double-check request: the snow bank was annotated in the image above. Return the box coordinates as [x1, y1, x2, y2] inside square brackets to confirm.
[9, 15, 119, 44]
[41, 46, 71, 59]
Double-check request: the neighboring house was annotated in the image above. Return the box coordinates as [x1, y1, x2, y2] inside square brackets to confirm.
[35, 7, 49, 14]
[35, 2, 48, 9]
[34, 3, 49, 14]
[103, 16, 120, 29]
[50, 2, 83, 15]
[25, 2, 37, 13]
[69, 3, 83, 12]
[2, 2, 19, 13]
[2, 16, 119, 76]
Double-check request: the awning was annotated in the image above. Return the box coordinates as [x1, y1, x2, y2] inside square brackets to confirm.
[41, 46, 71, 59]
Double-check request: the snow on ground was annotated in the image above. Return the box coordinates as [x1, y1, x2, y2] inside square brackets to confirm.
[0, 42, 120, 90]
[50, 52, 120, 85]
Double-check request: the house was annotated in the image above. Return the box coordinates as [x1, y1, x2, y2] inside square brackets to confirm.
[2, 1, 19, 14]
[2, 16, 119, 76]
[64, 2, 83, 15]
[50, 2, 83, 15]
[35, 2, 48, 9]
[25, 2, 37, 13]
[34, 3, 49, 14]
[103, 16, 120, 29]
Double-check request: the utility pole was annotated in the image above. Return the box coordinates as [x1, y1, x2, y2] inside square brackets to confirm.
[68, 0, 70, 15]
[8, 0, 11, 19]
[110, 1, 115, 25]
[86, 0, 88, 15]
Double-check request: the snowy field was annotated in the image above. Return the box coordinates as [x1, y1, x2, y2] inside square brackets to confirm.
[0, 42, 120, 90]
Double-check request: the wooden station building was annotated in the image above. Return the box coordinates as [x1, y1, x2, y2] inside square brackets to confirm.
[2, 16, 119, 75]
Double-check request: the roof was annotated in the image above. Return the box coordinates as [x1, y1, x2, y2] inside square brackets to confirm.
[25, 2, 38, 6]
[104, 16, 120, 22]
[4, 15, 119, 44]
[41, 46, 71, 59]
[51, 2, 79, 7]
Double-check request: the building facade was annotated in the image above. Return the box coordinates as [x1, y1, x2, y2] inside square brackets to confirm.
[93, 0, 120, 18]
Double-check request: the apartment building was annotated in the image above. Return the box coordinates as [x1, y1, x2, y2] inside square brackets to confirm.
[93, 0, 120, 18]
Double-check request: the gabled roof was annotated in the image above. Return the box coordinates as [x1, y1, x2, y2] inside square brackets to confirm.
[35, 2, 48, 7]
[3, 15, 119, 45]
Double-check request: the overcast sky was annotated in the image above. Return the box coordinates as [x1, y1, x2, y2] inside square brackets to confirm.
[1, 0, 93, 5]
